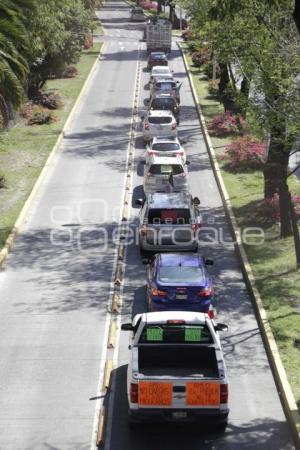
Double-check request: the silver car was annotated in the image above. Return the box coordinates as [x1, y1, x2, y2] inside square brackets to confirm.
[135, 192, 202, 252]
[130, 7, 146, 21]
[142, 110, 177, 143]
[150, 78, 182, 103]
[145, 136, 186, 163]
[143, 154, 189, 194]
[150, 66, 173, 83]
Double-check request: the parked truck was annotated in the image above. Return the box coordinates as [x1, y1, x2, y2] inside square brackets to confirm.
[145, 18, 172, 54]
[121, 311, 229, 429]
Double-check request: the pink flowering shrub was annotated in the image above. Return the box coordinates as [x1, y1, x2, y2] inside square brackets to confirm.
[255, 194, 300, 225]
[139, 0, 157, 10]
[221, 136, 265, 171]
[207, 112, 248, 137]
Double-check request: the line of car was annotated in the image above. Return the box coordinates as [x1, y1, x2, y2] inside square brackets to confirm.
[121, 21, 229, 430]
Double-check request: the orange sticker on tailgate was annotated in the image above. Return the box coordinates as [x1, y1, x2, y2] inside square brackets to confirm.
[186, 382, 220, 406]
[138, 381, 172, 406]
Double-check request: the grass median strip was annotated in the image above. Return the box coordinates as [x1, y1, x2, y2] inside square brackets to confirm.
[0, 43, 102, 250]
[184, 49, 300, 411]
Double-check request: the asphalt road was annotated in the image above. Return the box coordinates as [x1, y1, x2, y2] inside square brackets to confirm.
[0, 1, 295, 449]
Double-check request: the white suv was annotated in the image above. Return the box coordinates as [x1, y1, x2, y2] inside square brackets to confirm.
[142, 110, 177, 143]
[145, 136, 186, 163]
[143, 154, 189, 195]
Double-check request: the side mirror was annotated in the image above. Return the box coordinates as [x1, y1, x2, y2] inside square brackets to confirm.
[142, 258, 150, 265]
[140, 159, 146, 165]
[179, 139, 186, 145]
[215, 323, 228, 332]
[205, 259, 214, 266]
[186, 161, 190, 165]
[193, 196, 200, 205]
[121, 323, 134, 331]
[135, 198, 143, 206]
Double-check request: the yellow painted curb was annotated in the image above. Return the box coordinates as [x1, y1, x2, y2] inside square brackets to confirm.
[0, 42, 106, 269]
[96, 406, 106, 447]
[101, 359, 113, 392]
[108, 321, 117, 348]
[178, 42, 300, 449]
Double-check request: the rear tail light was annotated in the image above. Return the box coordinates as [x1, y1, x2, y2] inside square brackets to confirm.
[220, 384, 228, 404]
[167, 320, 185, 324]
[130, 383, 138, 403]
[141, 224, 147, 237]
[144, 123, 150, 130]
[197, 288, 212, 298]
[192, 223, 201, 234]
[148, 151, 155, 155]
[176, 151, 184, 156]
[151, 286, 167, 296]
[172, 123, 177, 129]
[207, 307, 215, 319]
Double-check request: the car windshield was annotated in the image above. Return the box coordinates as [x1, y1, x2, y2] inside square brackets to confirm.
[159, 266, 204, 283]
[148, 116, 172, 124]
[152, 143, 180, 151]
[139, 324, 213, 344]
[147, 208, 191, 224]
[149, 164, 184, 175]
[151, 99, 175, 109]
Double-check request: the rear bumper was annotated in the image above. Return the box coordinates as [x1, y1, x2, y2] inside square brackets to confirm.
[148, 300, 210, 313]
[129, 408, 229, 424]
[140, 240, 198, 252]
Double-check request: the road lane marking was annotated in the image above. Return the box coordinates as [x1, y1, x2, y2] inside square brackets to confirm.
[90, 43, 141, 450]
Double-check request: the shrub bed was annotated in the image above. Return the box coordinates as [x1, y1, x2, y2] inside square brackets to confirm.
[254, 194, 300, 225]
[208, 112, 248, 137]
[221, 136, 265, 171]
[27, 106, 57, 125]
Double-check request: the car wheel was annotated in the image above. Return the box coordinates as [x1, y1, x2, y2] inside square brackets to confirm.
[215, 421, 228, 433]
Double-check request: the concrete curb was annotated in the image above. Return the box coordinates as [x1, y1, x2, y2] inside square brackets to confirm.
[0, 42, 106, 269]
[178, 42, 300, 449]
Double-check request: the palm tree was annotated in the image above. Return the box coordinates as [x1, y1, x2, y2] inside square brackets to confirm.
[0, 0, 33, 127]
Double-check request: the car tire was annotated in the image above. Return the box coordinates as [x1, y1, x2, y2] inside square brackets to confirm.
[215, 421, 228, 433]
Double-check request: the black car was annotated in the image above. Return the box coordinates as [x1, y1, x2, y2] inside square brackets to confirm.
[147, 52, 168, 71]
[149, 93, 180, 124]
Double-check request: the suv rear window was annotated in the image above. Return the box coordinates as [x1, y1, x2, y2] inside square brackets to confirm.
[156, 82, 176, 90]
[139, 324, 213, 344]
[147, 208, 191, 224]
[149, 164, 184, 175]
[151, 98, 176, 110]
[148, 116, 172, 124]
[152, 142, 180, 151]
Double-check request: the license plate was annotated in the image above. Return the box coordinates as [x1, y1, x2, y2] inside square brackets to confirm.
[176, 294, 187, 300]
[172, 411, 187, 419]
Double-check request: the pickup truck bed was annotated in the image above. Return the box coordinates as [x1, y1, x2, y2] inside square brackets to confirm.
[139, 345, 219, 377]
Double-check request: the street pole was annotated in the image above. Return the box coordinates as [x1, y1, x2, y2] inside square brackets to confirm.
[179, 6, 182, 30]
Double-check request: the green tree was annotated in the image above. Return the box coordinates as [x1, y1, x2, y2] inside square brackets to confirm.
[0, 0, 33, 126]
[27, 0, 91, 95]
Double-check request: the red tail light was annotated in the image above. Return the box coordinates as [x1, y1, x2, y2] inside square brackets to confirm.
[148, 151, 155, 155]
[141, 224, 147, 237]
[220, 384, 228, 404]
[197, 288, 212, 298]
[130, 383, 138, 403]
[151, 286, 167, 296]
[176, 151, 184, 156]
[172, 123, 177, 129]
[144, 123, 150, 130]
[207, 308, 215, 319]
[192, 222, 201, 232]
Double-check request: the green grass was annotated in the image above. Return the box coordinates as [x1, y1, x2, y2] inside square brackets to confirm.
[0, 43, 102, 248]
[184, 46, 300, 410]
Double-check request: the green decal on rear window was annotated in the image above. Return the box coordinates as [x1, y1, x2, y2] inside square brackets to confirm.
[146, 327, 163, 341]
[185, 328, 202, 342]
